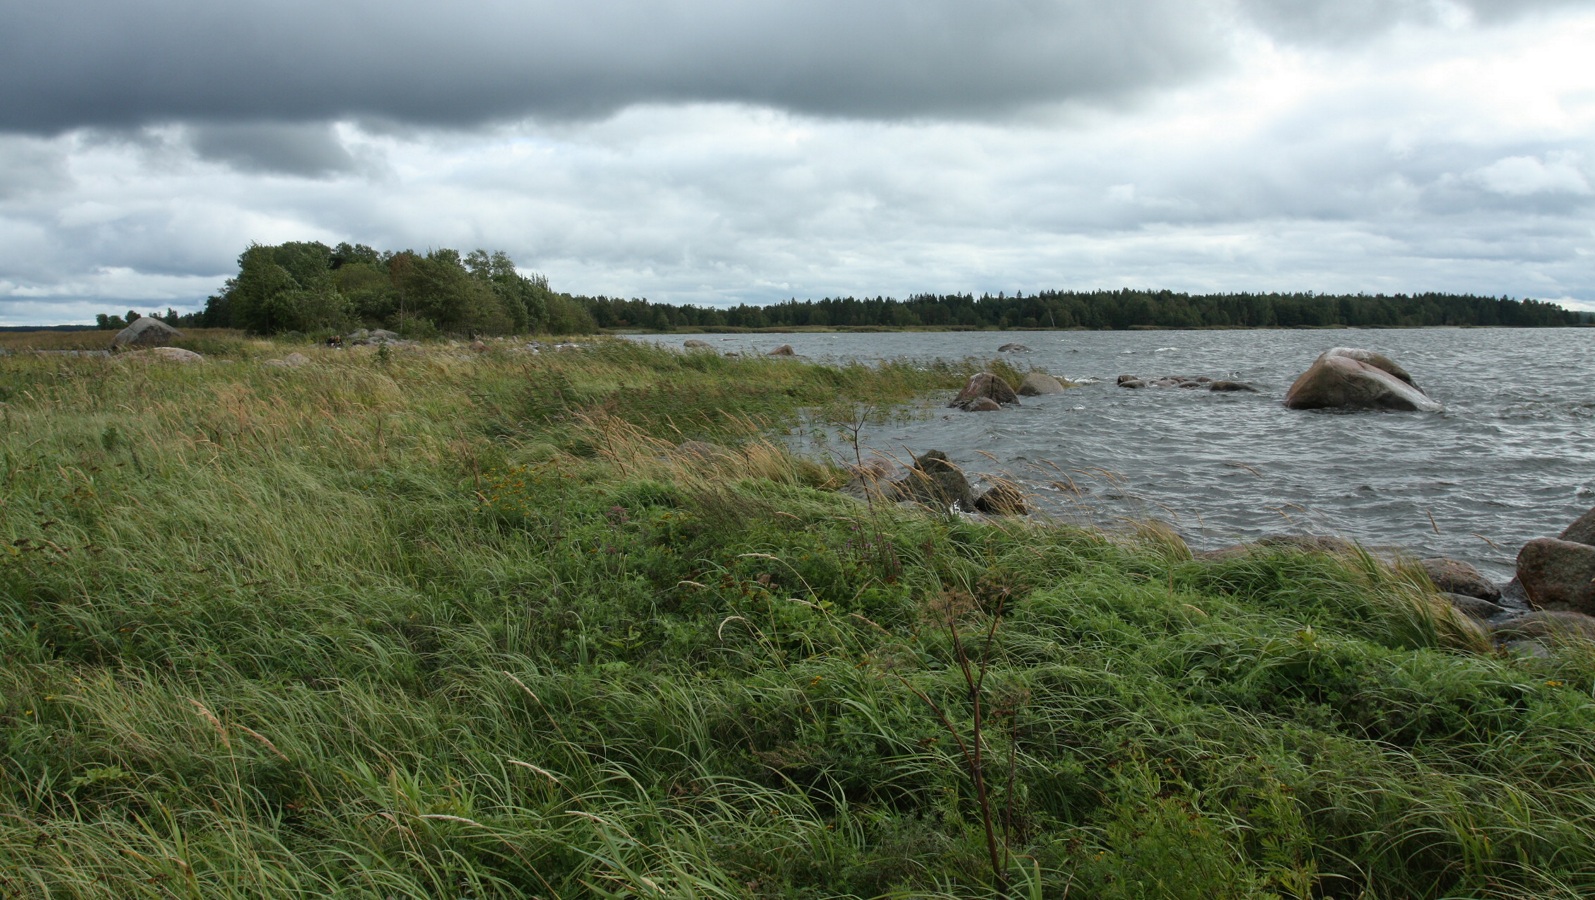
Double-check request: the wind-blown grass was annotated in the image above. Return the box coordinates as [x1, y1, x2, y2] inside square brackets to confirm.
[3, 334, 1594, 898]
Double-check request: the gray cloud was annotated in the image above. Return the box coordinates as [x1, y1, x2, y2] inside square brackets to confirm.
[3, 0, 1224, 133]
[187, 122, 360, 176]
[1234, 0, 1592, 43]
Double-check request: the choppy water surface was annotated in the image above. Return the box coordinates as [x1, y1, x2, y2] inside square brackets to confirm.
[640, 329, 1594, 579]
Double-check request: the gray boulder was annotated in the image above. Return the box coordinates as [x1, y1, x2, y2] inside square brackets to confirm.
[1284, 348, 1441, 412]
[998, 343, 1032, 353]
[111, 317, 180, 349]
[683, 339, 712, 349]
[950, 373, 1018, 410]
[1516, 538, 1595, 615]
[1018, 372, 1068, 396]
[1419, 557, 1502, 602]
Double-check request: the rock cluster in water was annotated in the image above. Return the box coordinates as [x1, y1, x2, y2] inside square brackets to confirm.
[949, 373, 1020, 412]
[1117, 374, 1258, 392]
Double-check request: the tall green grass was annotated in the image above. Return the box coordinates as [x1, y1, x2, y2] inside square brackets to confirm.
[3, 336, 1594, 898]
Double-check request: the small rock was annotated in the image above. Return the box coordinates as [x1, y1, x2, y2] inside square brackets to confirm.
[1119, 379, 1146, 389]
[1208, 381, 1258, 393]
[283, 352, 310, 367]
[767, 344, 796, 356]
[129, 347, 204, 363]
[974, 480, 1029, 515]
[1445, 593, 1505, 622]
[961, 397, 1002, 412]
[1419, 557, 1502, 601]
[998, 343, 1032, 353]
[1491, 610, 1595, 644]
[683, 339, 712, 349]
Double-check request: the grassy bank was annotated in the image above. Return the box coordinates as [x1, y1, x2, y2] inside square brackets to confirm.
[3, 336, 1595, 898]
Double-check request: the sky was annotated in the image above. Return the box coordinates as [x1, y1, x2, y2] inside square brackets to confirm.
[2, 0, 1594, 325]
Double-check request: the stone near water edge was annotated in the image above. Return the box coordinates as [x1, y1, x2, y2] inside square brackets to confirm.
[1208, 381, 1258, 393]
[1446, 593, 1505, 622]
[1017, 372, 1067, 396]
[887, 450, 976, 512]
[1490, 609, 1595, 644]
[1196, 534, 1360, 561]
[1283, 348, 1441, 412]
[1419, 557, 1502, 602]
[111, 317, 181, 349]
[998, 343, 1032, 353]
[961, 397, 1002, 412]
[1516, 538, 1595, 615]
[949, 372, 1019, 410]
[974, 480, 1029, 515]
[1559, 506, 1595, 546]
[683, 339, 712, 349]
[767, 344, 796, 356]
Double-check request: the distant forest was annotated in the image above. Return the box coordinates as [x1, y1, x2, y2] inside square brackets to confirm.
[580, 289, 1586, 331]
[94, 241, 1587, 335]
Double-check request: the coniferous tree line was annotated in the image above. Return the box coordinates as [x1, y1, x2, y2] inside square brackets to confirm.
[579, 288, 1582, 330]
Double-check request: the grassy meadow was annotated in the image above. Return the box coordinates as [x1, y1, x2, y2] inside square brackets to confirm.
[3, 334, 1595, 898]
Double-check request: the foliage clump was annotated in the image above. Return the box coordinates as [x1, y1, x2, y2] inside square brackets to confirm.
[195, 241, 597, 336]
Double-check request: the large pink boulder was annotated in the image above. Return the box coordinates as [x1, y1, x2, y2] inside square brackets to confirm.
[1517, 538, 1595, 615]
[1284, 348, 1440, 412]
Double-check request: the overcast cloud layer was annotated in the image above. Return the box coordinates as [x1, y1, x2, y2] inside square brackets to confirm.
[3, 0, 1593, 324]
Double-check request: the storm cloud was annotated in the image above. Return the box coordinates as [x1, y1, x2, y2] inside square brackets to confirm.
[4, 0, 1226, 131]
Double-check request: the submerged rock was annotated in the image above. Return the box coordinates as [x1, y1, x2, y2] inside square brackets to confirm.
[1284, 347, 1441, 412]
[998, 343, 1032, 353]
[683, 339, 712, 349]
[1017, 372, 1067, 396]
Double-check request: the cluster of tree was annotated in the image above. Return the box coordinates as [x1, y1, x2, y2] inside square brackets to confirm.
[581, 289, 1582, 330]
[189, 242, 596, 335]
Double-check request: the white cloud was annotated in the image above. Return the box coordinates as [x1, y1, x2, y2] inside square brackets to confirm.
[1469, 154, 1591, 196]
